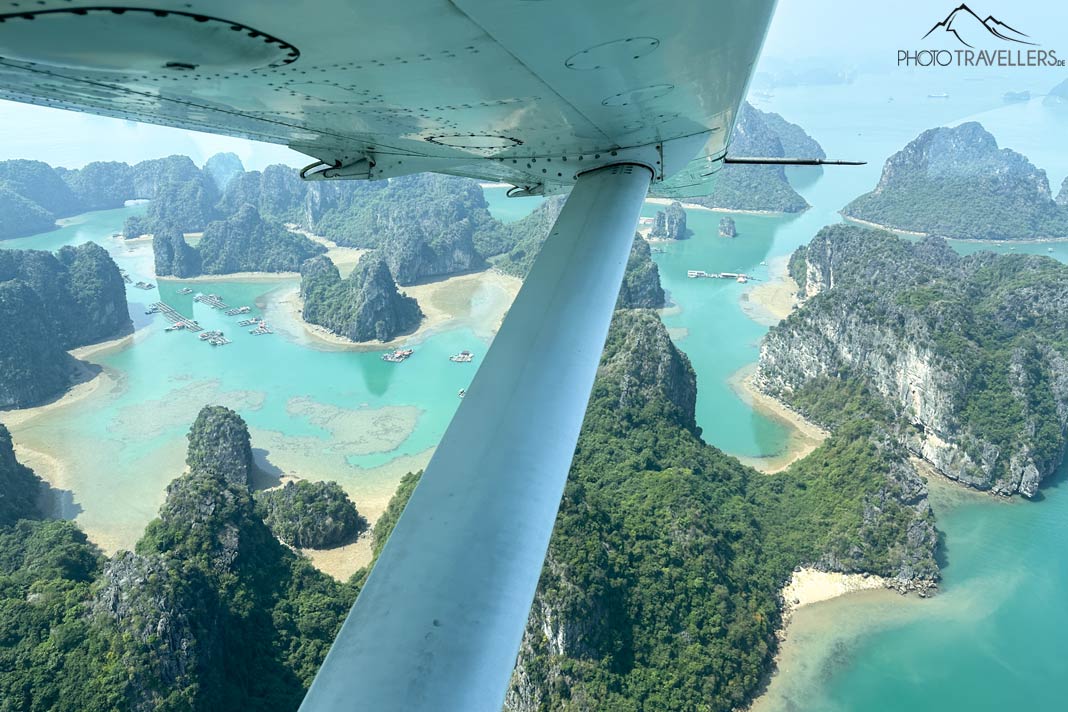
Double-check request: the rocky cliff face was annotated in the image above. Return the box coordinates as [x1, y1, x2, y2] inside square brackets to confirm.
[0, 281, 75, 408]
[0, 243, 129, 407]
[1057, 176, 1068, 207]
[152, 223, 202, 278]
[649, 200, 688, 239]
[0, 423, 45, 525]
[758, 224, 1068, 496]
[185, 405, 255, 488]
[301, 252, 423, 342]
[616, 237, 666, 309]
[0, 159, 83, 218]
[843, 122, 1068, 240]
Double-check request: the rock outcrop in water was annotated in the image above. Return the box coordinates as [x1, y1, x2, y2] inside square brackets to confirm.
[649, 201, 688, 240]
[185, 405, 256, 488]
[719, 216, 737, 237]
[196, 205, 325, 275]
[300, 253, 423, 342]
[843, 122, 1068, 240]
[759, 224, 1068, 496]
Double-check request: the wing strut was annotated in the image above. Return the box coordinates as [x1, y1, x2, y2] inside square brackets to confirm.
[300, 163, 653, 712]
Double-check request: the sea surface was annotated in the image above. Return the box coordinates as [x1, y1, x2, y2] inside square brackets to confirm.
[2, 62, 1068, 708]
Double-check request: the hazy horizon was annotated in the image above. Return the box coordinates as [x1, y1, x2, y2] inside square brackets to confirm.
[0, 0, 1064, 170]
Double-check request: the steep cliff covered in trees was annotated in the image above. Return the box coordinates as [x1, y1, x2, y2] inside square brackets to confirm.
[505, 308, 937, 711]
[689, 102, 817, 213]
[0, 406, 359, 710]
[0, 243, 130, 407]
[300, 253, 423, 342]
[759, 224, 1068, 496]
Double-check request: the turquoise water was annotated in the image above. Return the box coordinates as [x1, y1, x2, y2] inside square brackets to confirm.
[1, 209, 495, 549]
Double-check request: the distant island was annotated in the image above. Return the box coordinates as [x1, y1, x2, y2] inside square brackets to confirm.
[1044, 77, 1068, 107]
[842, 122, 1068, 240]
[759, 224, 1068, 497]
[0, 243, 130, 408]
[687, 102, 823, 213]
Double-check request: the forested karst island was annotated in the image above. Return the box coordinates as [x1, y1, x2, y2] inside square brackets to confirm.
[0, 243, 130, 408]
[688, 102, 823, 213]
[300, 252, 424, 342]
[843, 123, 1068, 240]
[759, 224, 1068, 497]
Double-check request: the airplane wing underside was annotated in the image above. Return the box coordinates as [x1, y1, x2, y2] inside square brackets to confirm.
[0, 0, 775, 196]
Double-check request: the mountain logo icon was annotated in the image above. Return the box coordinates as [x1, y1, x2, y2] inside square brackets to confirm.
[922, 4, 1037, 48]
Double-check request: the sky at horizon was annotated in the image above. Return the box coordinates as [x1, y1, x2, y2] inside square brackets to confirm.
[0, 0, 1064, 170]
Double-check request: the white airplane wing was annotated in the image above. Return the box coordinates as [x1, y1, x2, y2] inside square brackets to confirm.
[0, 0, 775, 197]
[0, 2, 778, 709]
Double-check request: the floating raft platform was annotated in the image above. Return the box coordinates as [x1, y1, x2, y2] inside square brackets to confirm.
[149, 302, 203, 332]
[449, 350, 474, 363]
[177, 287, 194, 295]
[225, 306, 251, 316]
[687, 270, 754, 283]
[194, 293, 229, 310]
[249, 321, 273, 335]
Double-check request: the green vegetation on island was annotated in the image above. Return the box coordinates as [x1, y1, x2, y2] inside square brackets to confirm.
[843, 122, 1068, 240]
[0, 243, 130, 407]
[759, 223, 1068, 496]
[257, 480, 366, 549]
[0, 406, 360, 710]
[300, 252, 423, 342]
[506, 308, 937, 711]
[688, 102, 817, 213]
[196, 205, 325, 276]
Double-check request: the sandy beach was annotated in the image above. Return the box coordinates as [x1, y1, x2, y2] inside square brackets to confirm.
[269, 268, 522, 352]
[728, 365, 828, 474]
[840, 215, 929, 237]
[645, 196, 788, 216]
[741, 255, 798, 326]
[285, 226, 367, 276]
[781, 568, 889, 614]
